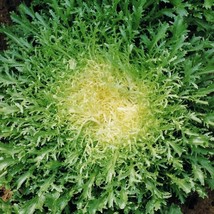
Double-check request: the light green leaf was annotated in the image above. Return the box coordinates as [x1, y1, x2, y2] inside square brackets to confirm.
[35, 12, 49, 28]
[207, 179, 214, 189]
[190, 113, 202, 123]
[0, 158, 15, 171]
[117, 189, 128, 209]
[190, 137, 208, 147]
[204, 113, 214, 126]
[0, 143, 21, 156]
[204, 0, 214, 9]
[107, 189, 115, 208]
[192, 164, 205, 185]
[149, 23, 169, 51]
[0, 104, 18, 115]
[19, 197, 38, 214]
[38, 175, 55, 195]
[168, 174, 192, 194]
[4, 30, 32, 49]
[167, 141, 183, 156]
[198, 158, 214, 177]
[168, 204, 182, 214]
[16, 170, 32, 189]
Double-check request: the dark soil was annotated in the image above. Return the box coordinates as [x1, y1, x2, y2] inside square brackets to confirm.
[0, 1, 214, 213]
[181, 190, 214, 214]
[0, 0, 31, 50]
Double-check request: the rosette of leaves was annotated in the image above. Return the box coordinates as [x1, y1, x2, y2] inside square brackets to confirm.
[0, 0, 213, 213]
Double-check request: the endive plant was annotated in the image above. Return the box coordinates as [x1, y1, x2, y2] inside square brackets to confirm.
[0, 0, 213, 213]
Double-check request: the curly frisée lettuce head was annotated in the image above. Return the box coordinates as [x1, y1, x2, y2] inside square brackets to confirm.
[56, 59, 157, 145]
[0, 0, 214, 214]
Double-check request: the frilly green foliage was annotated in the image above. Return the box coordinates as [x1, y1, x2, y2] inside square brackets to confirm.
[0, 0, 213, 213]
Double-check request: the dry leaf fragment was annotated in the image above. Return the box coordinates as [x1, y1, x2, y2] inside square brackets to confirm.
[0, 186, 13, 202]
